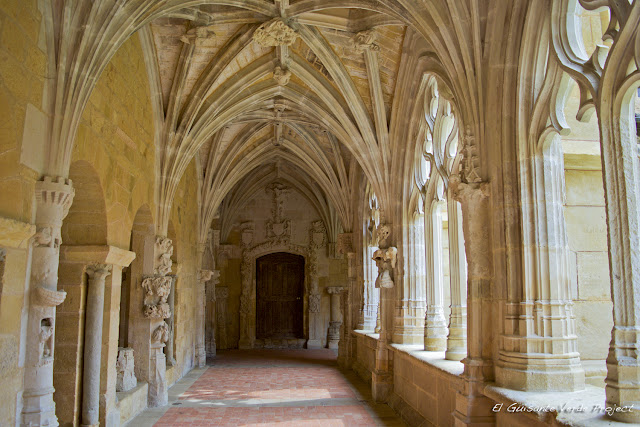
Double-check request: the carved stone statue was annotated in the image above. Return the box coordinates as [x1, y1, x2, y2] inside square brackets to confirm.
[116, 348, 137, 392]
[152, 322, 170, 344]
[154, 237, 173, 276]
[142, 276, 172, 319]
[273, 65, 291, 86]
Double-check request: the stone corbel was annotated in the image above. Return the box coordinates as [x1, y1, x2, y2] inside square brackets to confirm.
[350, 29, 380, 54]
[273, 65, 291, 86]
[33, 286, 67, 307]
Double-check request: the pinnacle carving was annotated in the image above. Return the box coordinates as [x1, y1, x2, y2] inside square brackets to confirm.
[253, 18, 297, 47]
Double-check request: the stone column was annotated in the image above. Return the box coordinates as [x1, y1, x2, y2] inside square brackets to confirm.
[81, 264, 112, 427]
[214, 287, 229, 351]
[307, 221, 326, 349]
[446, 198, 468, 361]
[196, 269, 214, 367]
[238, 224, 254, 349]
[165, 274, 177, 366]
[424, 201, 448, 351]
[450, 176, 495, 426]
[327, 287, 346, 349]
[338, 250, 356, 368]
[22, 176, 74, 427]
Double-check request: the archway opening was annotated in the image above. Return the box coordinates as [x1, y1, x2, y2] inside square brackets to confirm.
[256, 252, 305, 340]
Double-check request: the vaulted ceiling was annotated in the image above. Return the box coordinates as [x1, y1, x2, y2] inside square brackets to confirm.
[144, 2, 415, 241]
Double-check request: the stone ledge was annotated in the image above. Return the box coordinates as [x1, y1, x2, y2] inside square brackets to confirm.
[118, 381, 148, 426]
[484, 384, 633, 426]
[389, 343, 465, 377]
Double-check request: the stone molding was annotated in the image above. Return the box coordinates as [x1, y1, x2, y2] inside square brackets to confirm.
[60, 245, 136, 267]
[253, 18, 297, 47]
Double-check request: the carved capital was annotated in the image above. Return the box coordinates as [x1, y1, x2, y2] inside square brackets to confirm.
[327, 286, 347, 295]
[35, 176, 75, 225]
[142, 275, 172, 319]
[449, 174, 490, 205]
[253, 18, 297, 46]
[86, 264, 112, 282]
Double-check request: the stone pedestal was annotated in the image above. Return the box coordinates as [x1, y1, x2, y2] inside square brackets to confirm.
[327, 287, 346, 349]
[22, 176, 74, 427]
[81, 264, 111, 427]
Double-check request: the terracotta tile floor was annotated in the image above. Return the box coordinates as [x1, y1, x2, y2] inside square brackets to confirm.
[129, 349, 405, 426]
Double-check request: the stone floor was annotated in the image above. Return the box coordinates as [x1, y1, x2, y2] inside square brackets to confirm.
[128, 349, 405, 426]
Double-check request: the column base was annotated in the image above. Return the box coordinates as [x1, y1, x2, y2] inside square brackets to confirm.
[371, 370, 393, 402]
[496, 351, 585, 391]
[195, 347, 207, 368]
[605, 354, 640, 423]
[306, 339, 322, 349]
[453, 393, 496, 427]
[445, 345, 467, 361]
[21, 388, 58, 427]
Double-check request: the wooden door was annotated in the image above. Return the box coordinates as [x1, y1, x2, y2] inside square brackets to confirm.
[256, 252, 305, 339]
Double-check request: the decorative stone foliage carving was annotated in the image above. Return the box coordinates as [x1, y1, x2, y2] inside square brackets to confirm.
[273, 65, 291, 86]
[308, 293, 321, 313]
[266, 182, 291, 243]
[142, 276, 172, 319]
[154, 237, 173, 276]
[116, 348, 137, 392]
[152, 322, 170, 344]
[336, 233, 354, 256]
[460, 127, 482, 184]
[350, 30, 380, 53]
[253, 18, 297, 47]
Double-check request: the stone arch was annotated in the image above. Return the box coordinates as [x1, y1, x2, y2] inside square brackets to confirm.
[239, 240, 310, 349]
[61, 160, 107, 246]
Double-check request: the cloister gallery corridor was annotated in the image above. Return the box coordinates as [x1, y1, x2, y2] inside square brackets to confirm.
[129, 349, 405, 426]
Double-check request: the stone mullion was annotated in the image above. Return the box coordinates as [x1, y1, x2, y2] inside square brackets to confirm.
[424, 201, 448, 351]
[445, 198, 467, 361]
[22, 176, 74, 427]
[81, 264, 112, 427]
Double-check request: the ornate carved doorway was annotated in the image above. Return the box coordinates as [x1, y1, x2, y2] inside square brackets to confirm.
[256, 252, 305, 339]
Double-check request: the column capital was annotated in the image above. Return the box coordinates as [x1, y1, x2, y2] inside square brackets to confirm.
[86, 264, 112, 281]
[35, 176, 75, 226]
[327, 286, 347, 295]
[60, 245, 135, 267]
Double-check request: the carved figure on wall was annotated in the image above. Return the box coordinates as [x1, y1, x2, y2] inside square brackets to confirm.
[142, 276, 172, 319]
[180, 24, 216, 45]
[372, 246, 397, 289]
[152, 322, 170, 344]
[38, 318, 54, 363]
[351, 29, 380, 53]
[273, 65, 291, 86]
[266, 182, 292, 243]
[154, 237, 173, 276]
